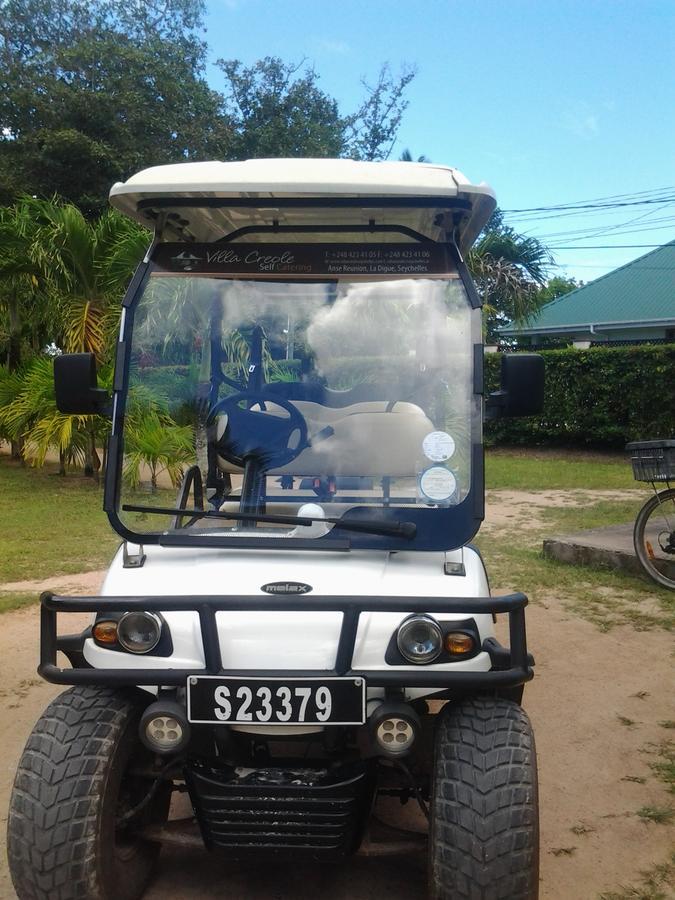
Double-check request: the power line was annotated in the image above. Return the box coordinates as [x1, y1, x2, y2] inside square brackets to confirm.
[505, 185, 675, 211]
[510, 204, 675, 226]
[503, 189, 675, 216]
[505, 198, 675, 231]
[547, 244, 671, 249]
[535, 204, 675, 243]
[532, 213, 675, 239]
[544, 224, 675, 244]
[553, 263, 675, 270]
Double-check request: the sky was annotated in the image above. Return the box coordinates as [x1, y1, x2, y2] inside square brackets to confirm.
[202, 0, 675, 283]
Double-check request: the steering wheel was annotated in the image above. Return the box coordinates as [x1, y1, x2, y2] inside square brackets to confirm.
[209, 391, 309, 470]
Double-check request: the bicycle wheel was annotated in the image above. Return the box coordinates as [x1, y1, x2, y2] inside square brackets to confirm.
[633, 487, 675, 590]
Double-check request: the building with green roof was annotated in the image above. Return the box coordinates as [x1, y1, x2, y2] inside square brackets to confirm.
[500, 240, 675, 345]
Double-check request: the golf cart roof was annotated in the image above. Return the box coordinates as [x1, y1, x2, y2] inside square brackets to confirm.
[109, 158, 496, 252]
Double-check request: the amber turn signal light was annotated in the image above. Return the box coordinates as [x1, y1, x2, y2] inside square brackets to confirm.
[444, 632, 475, 655]
[93, 620, 118, 644]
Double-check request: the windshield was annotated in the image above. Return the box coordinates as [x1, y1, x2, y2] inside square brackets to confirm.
[115, 244, 482, 549]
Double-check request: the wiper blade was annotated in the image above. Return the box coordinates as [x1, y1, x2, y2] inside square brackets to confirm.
[122, 504, 416, 539]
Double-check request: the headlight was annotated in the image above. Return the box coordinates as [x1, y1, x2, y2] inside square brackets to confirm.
[117, 611, 162, 654]
[396, 614, 442, 665]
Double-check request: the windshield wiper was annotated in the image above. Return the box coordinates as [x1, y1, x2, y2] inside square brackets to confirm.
[122, 504, 416, 539]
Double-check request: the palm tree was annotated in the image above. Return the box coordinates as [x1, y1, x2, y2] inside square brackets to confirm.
[0, 356, 109, 474]
[399, 149, 431, 162]
[20, 198, 148, 358]
[0, 198, 149, 474]
[123, 412, 195, 492]
[468, 217, 552, 343]
[0, 202, 54, 456]
[0, 365, 25, 453]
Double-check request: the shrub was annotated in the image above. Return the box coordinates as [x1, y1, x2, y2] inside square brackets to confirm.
[485, 344, 675, 447]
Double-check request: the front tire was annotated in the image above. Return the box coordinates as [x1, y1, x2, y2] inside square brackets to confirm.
[429, 696, 539, 900]
[7, 686, 170, 900]
[633, 487, 675, 590]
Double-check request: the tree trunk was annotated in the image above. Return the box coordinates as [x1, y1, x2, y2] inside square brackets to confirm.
[59, 448, 66, 477]
[83, 441, 94, 477]
[10, 436, 24, 461]
[82, 426, 101, 480]
[7, 294, 21, 372]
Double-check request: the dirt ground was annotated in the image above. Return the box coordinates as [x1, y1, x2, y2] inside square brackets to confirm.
[1, 492, 673, 899]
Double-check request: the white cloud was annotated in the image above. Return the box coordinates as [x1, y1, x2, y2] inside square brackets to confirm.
[560, 102, 600, 139]
[314, 38, 351, 55]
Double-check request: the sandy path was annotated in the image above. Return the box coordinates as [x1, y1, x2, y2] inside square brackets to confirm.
[0, 570, 107, 595]
[0, 494, 673, 899]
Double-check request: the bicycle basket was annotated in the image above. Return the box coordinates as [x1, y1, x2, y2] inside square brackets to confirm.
[626, 440, 675, 482]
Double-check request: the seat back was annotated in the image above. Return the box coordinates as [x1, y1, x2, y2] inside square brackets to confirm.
[216, 396, 433, 477]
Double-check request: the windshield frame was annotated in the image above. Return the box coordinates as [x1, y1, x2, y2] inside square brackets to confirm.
[103, 239, 485, 552]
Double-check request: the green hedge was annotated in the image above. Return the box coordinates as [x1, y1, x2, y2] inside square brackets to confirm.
[484, 344, 675, 447]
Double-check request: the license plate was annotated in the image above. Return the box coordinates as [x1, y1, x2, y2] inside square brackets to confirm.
[186, 676, 366, 725]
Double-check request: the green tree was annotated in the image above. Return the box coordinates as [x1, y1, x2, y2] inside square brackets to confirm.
[217, 57, 416, 162]
[535, 275, 581, 304]
[0, 0, 228, 214]
[343, 64, 417, 160]
[2, 2, 416, 211]
[217, 58, 344, 159]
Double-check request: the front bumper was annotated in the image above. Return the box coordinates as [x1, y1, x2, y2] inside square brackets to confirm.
[39, 591, 533, 691]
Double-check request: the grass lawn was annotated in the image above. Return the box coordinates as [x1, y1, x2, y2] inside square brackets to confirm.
[0, 456, 119, 583]
[485, 446, 638, 490]
[475, 530, 674, 632]
[0, 454, 183, 586]
[0, 592, 40, 614]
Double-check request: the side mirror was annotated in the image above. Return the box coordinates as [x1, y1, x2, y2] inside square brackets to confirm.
[486, 353, 544, 419]
[54, 353, 111, 416]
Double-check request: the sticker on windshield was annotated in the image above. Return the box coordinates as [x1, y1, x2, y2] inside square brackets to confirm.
[422, 431, 456, 462]
[419, 466, 457, 503]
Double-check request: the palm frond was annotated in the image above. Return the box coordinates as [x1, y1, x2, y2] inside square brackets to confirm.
[63, 297, 107, 355]
[123, 412, 195, 489]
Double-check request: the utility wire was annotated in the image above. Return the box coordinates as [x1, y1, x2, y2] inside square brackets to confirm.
[506, 186, 675, 211]
[546, 244, 673, 249]
[539, 224, 675, 244]
[533, 214, 675, 239]
[503, 190, 675, 216]
[529, 208, 675, 242]
[552, 263, 675, 270]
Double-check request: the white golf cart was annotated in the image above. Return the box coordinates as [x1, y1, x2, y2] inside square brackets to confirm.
[8, 159, 543, 900]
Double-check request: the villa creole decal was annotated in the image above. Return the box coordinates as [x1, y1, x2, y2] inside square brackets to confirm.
[157, 243, 450, 276]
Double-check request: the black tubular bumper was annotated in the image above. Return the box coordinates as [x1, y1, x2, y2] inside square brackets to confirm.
[39, 591, 534, 689]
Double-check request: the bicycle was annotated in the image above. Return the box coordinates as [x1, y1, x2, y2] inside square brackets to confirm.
[626, 440, 675, 590]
